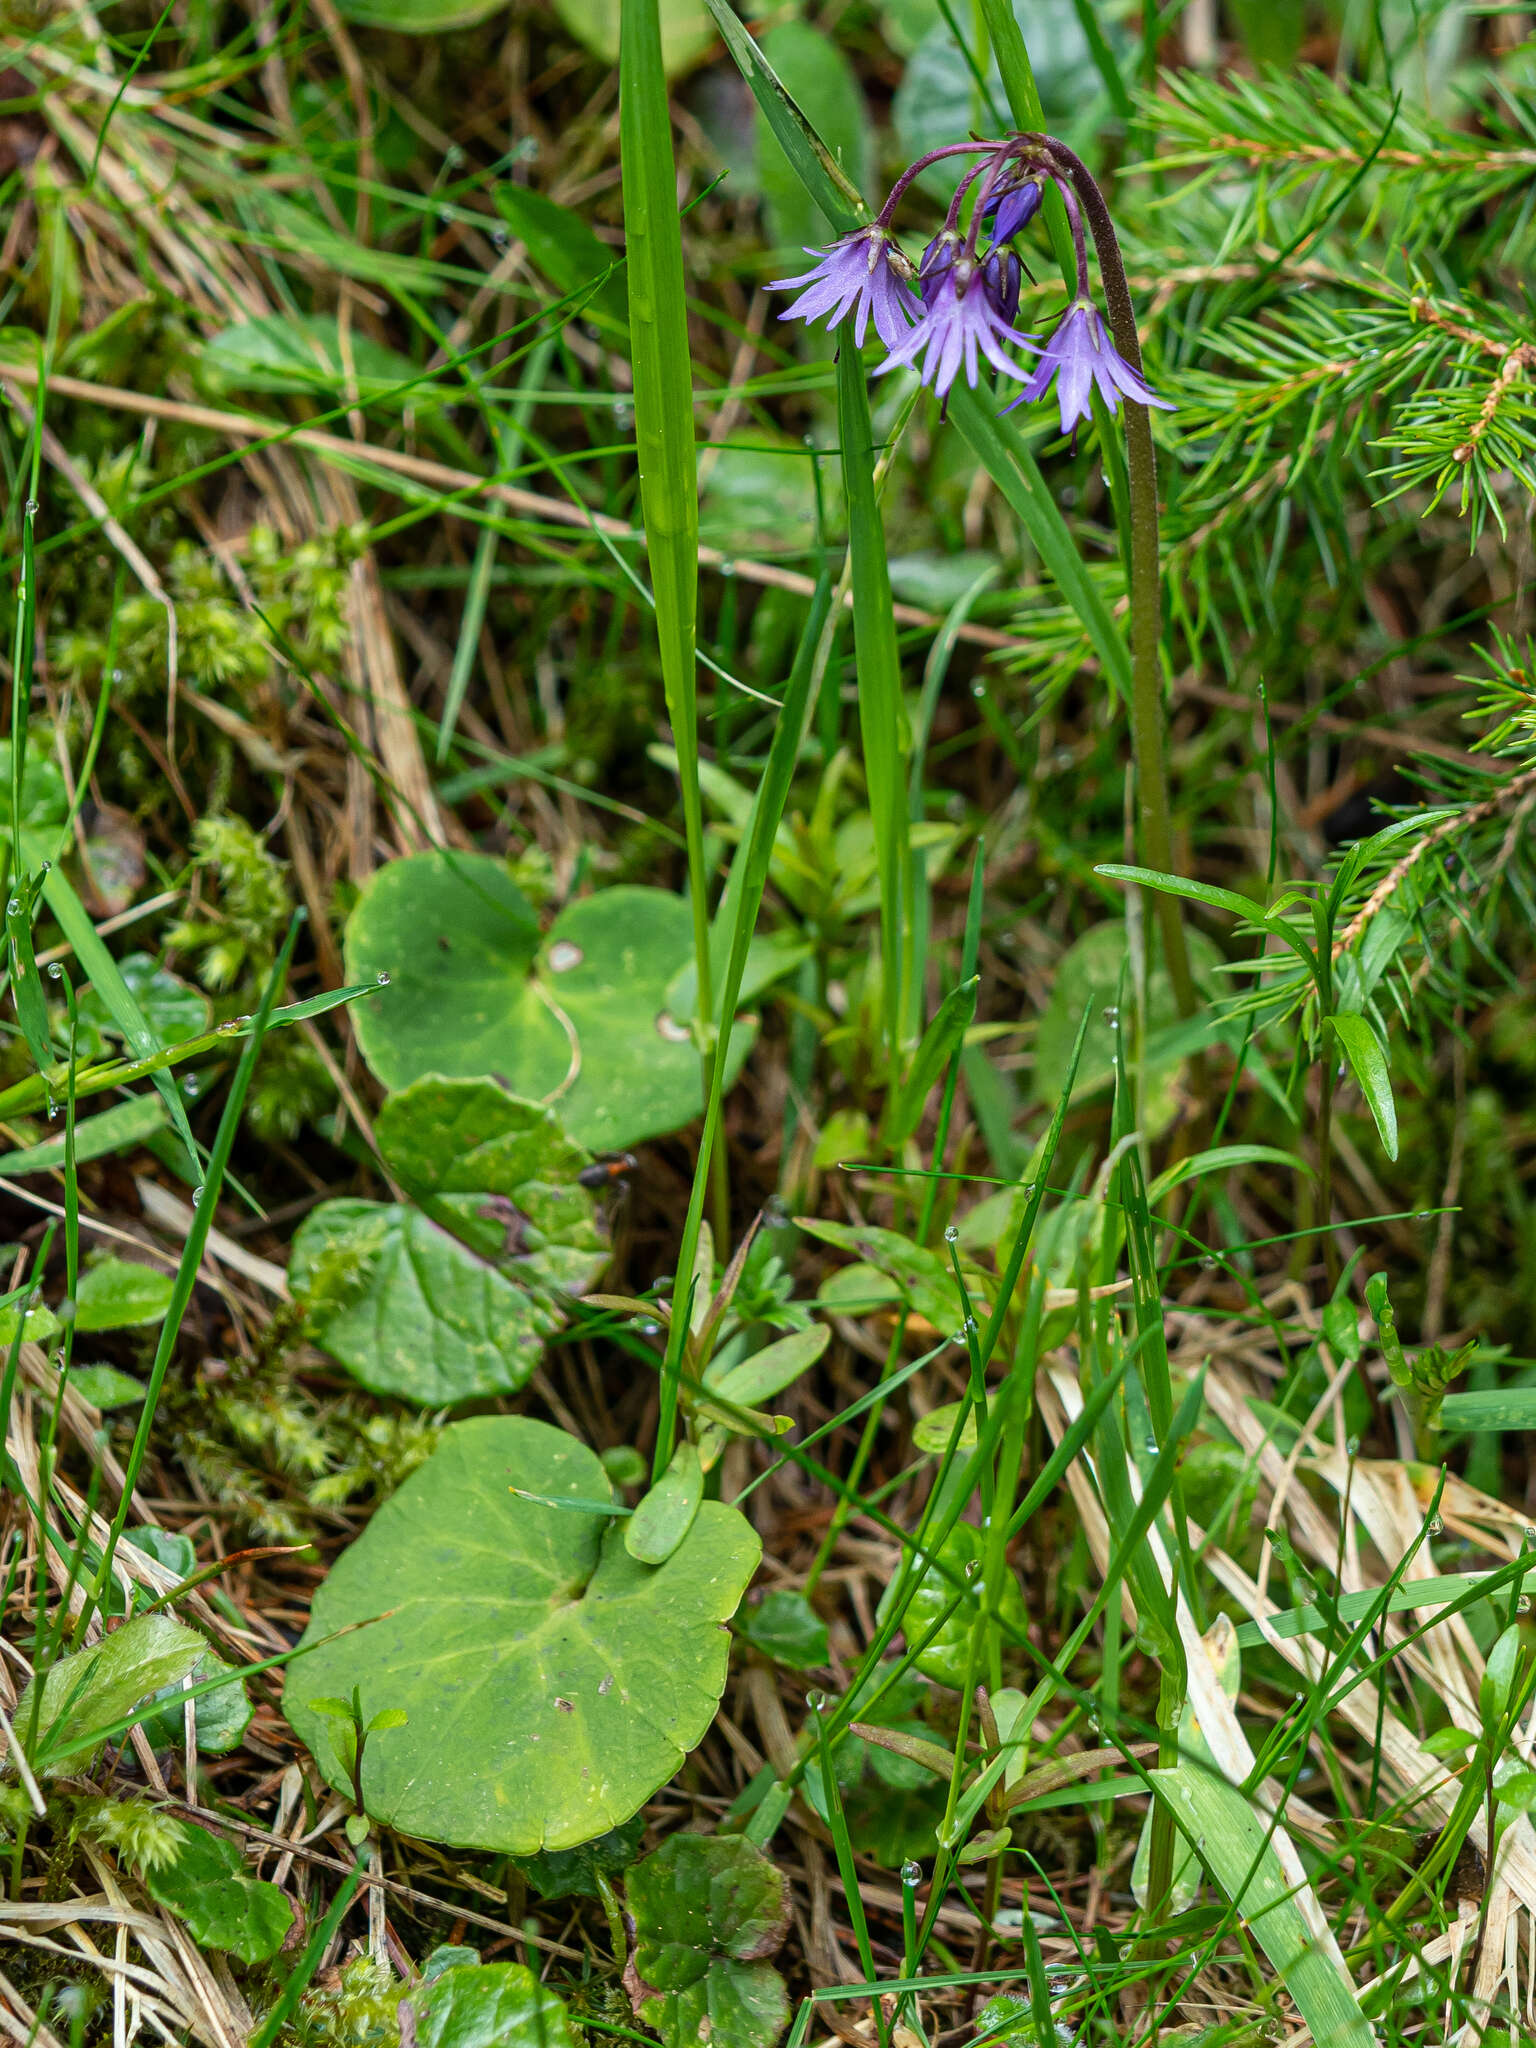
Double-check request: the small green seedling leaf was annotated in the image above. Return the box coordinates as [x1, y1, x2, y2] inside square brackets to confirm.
[798, 1217, 981, 1333]
[1145, 1144, 1312, 1203]
[17, 1612, 205, 1774]
[0, 1299, 59, 1347]
[144, 1823, 295, 1965]
[73, 1257, 175, 1333]
[67, 1364, 146, 1410]
[911, 1401, 978, 1456]
[1330, 1011, 1399, 1158]
[1422, 1726, 1479, 1759]
[287, 1418, 760, 1852]
[1482, 1623, 1525, 1723]
[626, 1439, 704, 1565]
[704, 1325, 829, 1409]
[1095, 863, 1264, 922]
[626, 1832, 790, 2048]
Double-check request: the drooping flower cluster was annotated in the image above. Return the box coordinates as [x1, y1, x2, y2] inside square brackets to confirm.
[771, 134, 1172, 429]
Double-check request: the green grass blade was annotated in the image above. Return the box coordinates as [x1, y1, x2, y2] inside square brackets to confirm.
[887, 975, 978, 1146]
[651, 572, 826, 1480]
[1148, 1764, 1374, 2048]
[619, 0, 712, 1035]
[837, 343, 910, 1065]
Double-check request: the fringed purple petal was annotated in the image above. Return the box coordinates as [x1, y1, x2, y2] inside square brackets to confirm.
[1004, 297, 1173, 428]
[770, 227, 918, 351]
[877, 266, 1035, 398]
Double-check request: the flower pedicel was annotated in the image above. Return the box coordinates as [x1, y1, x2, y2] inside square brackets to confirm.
[772, 133, 1172, 426]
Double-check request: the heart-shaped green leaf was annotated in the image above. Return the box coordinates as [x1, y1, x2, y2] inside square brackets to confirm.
[144, 1824, 294, 1964]
[512, 1814, 645, 1902]
[286, 1417, 761, 1852]
[290, 1079, 605, 1404]
[344, 854, 754, 1152]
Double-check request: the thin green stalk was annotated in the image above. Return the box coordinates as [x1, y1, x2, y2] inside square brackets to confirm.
[649, 578, 826, 1482]
[618, 0, 721, 1234]
[249, 1854, 367, 2048]
[1044, 143, 1196, 1022]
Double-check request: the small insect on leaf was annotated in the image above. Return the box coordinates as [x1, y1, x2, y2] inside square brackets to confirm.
[577, 1151, 639, 1190]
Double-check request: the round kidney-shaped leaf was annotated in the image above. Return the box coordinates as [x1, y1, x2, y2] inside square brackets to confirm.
[286, 1418, 761, 1852]
[344, 854, 754, 1152]
[345, 854, 544, 1090]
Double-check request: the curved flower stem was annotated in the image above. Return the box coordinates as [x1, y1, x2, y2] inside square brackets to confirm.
[1042, 140, 1197, 1022]
[877, 141, 1007, 226]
